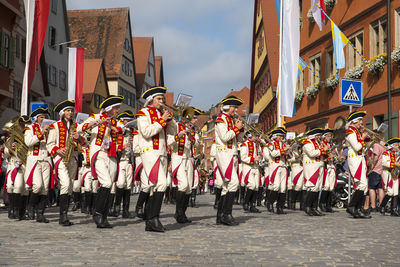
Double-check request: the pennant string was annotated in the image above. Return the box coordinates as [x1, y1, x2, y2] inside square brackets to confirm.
[316, 4, 369, 67]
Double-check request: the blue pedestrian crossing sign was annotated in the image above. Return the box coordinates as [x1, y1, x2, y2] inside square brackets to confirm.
[339, 78, 363, 107]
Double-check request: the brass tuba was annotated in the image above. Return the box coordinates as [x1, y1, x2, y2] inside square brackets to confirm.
[2, 118, 29, 165]
[63, 121, 78, 164]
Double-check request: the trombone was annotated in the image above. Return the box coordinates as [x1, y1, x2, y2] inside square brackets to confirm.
[232, 113, 270, 142]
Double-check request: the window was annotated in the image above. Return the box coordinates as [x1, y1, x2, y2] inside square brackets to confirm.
[347, 31, 363, 69]
[370, 17, 387, 57]
[119, 87, 136, 108]
[94, 94, 105, 108]
[325, 47, 335, 78]
[1, 33, 10, 68]
[59, 44, 63, 54]
[13, 82, 22, 111]
[122, 60, 132, 76]
[124, 39, 130, 52]
[16, 34, 20, 59]
[47, 64, 58, 86]
[21, 38, 26, 63]
[48, 26, 56, 48]
[297, 71, 304, 92]
[309, 53, 321, 85]
[59, 70, 66, 90]
[51, 0, 57, 14]
[395, 8, 400, 46]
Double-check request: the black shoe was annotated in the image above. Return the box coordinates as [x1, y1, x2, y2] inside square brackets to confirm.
[221, 214, 239, 226]
[146, 217, 165, 232]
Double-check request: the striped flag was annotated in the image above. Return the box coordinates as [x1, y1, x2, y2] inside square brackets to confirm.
[312, 0, 326, 31]
[21, 0, 50, 115]
[68, 48, 85, 113]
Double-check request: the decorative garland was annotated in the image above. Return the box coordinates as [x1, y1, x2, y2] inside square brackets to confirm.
[307, 9, 315, 23]
[324, 0, 337, 10]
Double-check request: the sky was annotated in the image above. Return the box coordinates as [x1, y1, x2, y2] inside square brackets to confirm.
[67, 0, 254, 110]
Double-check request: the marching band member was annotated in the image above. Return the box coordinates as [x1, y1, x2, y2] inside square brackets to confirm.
[287, 140, 304, 210]
[80, 137, 96, 214]
[302, 128, 327, 216]
[24, 108, 52, 223]
[136, 87, 177, 232]
[168, 108, 197, 223]
[210, 140, 223, 209]
[77, 95, 124, 228]
[47, 100, 83, 226]
[240, 131, 261, 213]
[320, 128, 336, 213]
[214, 95, 244, 226]
[133, 127, 150, 219]
[261, 136, 272, 209]
[266, 128, 289, 214]
[380, 138, 400, 216]
[111, 111, 135, 218]
[345, 111, 371, 219]
[4, 116, 30, 220]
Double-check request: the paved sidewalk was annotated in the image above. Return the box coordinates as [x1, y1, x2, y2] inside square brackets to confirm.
[0, 193, 399, 266]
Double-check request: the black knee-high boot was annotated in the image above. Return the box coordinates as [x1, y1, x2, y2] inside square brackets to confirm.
[8, 193, 16, 219]
[250, 190, 261, 213]
[243, 189, 253, 211]
[216, 194, 225, 225]
[112, 188, 124, 217]
[264, 188, 270, 207]
[27, 192, 40, 220]
[146, 191, 165, 232]
[135, 191, 149, 219]
[85, 192, 92, 214]
[93, 187, 113, 228]
[122, 189, 134, 218]
[257, 187, 263, 206]
[36, 195, 49, 223]
[239, 186, 245, 205]
[221, 192, 239, 226]
[214, 187, 221, 209]
[59, 194, 73, 226]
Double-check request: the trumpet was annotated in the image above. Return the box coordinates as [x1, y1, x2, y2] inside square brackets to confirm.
[232, 113, 270, 142]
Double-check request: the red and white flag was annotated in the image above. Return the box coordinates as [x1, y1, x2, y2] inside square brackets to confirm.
[312, 0, 326, 31]
[21, 0, 50, 115]
[68, 48, 84, 113]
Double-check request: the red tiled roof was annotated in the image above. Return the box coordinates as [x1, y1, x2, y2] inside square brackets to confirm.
[67, 8, 130, 79]
[132, 37, 153, 91]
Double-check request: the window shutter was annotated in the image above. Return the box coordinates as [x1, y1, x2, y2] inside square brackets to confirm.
[0, 30, 4, 66]
[9, 37, 15, 69]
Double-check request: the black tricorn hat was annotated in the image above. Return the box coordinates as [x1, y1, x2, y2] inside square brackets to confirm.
[220, 95, 243, 106]
[347, 111, 366, 122]
[323, 128, 334, 136]
[18, 115, 31, 123]
[30, 107, 50, 118]
[306, 128, 324, 136]
[99, 95, 124, 110]
[117, 110, 135, 120]
[141, 87, 167, 99]
[54, 100, 75, 113]
[386, 138, 400, 146]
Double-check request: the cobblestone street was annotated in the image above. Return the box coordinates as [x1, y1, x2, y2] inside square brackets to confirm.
[0, 193, 399, 266]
